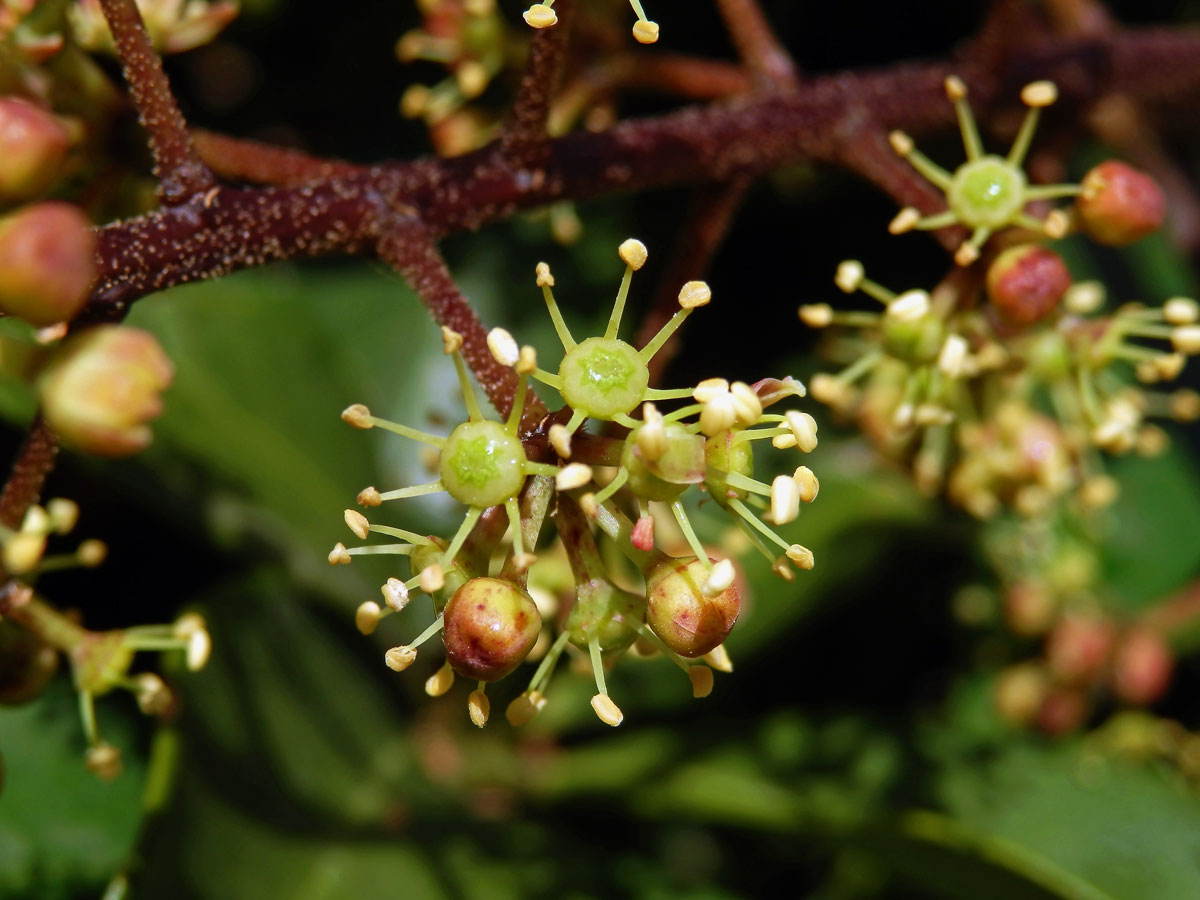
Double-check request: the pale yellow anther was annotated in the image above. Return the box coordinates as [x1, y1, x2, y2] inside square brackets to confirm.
[328, 542, 351, 565]
[185, 627, 212, 671]
[385, 645, 417, 671]
[809, 373, 850, 406]
[579, 492, 599, 518]
[954, 243, 981, 266]
[357, 486, 382, 507]
[355, 601, 382, 635]
[591, 692, 624, 726]
[944, 74, 967, 100]
[535, 261, 555, 287]
[1137, 425, 1170, 457]
[786, 543, 815, 570]
[1043, 210, 1070, 239]
[835, 260, 865, 293]
[689, 666, 714, 698]
[3, 533, 44, 575]
[730, 382, 763, 426]
[1021, 80, 1058, 108]
[1079, 475, 1119, 510]
[400, 84, 428, 119]
[938, 334, 969, 378]
[487, 327, 520, 367]
[134, 672, 171, 716]
[517, 345, 538, 375]
[382, 577, 410, 612]
[341, 403, 373, 428]
[784, 410, 818, 453]
[1156, 353, 1186, 381]
[771, 433, 796, 450]
[1171, 325, 1200, 355]
[512, 552, 537, 574]
[46, 498, 78, 534]
[1064, 281, 1104, 315]
[770, 475, 800, 525]
[523, 3, 557, 28]
[85, 743, 122, 781]
[772, 557, 796, 581]
[549, 423, 572, 458]
[799, 303, 833, 328]
[556, 462, 593, 491]
[704, 644, 733, 673]
[1164, 297, 1200, 326]
[506, 689, 546, 726]
[632, 19, 659, 43]
[699, 393, 738, 436]
[425, 661, 455, 697]
[455, 60, 488, 98]
[468, 689, 490, 727]
[636, 403, 668, 460]
[889, 207, 921, 235]
[678, 280, 712, 309]
[914, 404, 954, 427]
[1172, 389, 1200, 421]
[794, 466, 819, 503]
[618, 238, 648, 270]
[78, 539, 107, 567]
[693, 377, 730, 404]
[704, 559, 736, 596]
[419, 564, 445, 594]
[893, 403, 915, 428]
[888, 130, 914, 157]
[1136, 360, 1161, 384]
[887, 289, 930, 322]
[344, 509, 370, 540]
[441, 326, 464, 355]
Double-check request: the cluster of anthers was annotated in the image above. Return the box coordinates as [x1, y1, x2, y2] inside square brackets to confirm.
[799, 75, 1197, 519]
[0, 498, 210, 779]
[523, 0, 659, 44]
[332, 239, 818, 727]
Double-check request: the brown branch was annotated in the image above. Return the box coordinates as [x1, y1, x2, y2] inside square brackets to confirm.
[501, 0, 574, 165]
[99, 0, 213, 204]
[375, 218, 548, 428]
[192, 131, 369, 187]
[637, 176, 751, 384]
[714, 0, 800, 90]
[0, 417, 58, 530]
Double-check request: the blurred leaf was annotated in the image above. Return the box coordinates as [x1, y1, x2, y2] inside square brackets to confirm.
[0, 681, 145, 899]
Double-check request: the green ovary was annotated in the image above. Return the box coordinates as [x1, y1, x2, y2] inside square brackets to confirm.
[948, 156, 1026, 229]
[560, 337, 649, 420]
[439, 420, 527, 508]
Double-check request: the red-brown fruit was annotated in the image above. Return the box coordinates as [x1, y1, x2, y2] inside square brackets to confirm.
[1077, 161, 1165, 246]
[442, 577, 541, 682]
[986, 244, 1071, 328]
[645, 556, 740, 658]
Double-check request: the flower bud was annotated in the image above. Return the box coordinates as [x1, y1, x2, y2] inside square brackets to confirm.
[0, 202, 95, 326]
[442, 577, 541, 681]
[644, 556, 740, 658]
[0, 97, 70, 202]
[985, 244, 1071, 328]
[37, 326, 173, 456]
[1112, 628, 1173, 706]
[1076, 161, 1165, 246]
[1046, 614, 1115, 685]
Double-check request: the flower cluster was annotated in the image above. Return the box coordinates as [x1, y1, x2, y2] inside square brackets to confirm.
[333, 240, 819, 727]
[800, 76, 1192, 519]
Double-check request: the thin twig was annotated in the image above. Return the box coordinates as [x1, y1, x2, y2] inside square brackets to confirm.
[192, 131, 369, 187]
[714, 0, 800, 90]
[0, 417, 58, 530]
[501, 0, 574, 165]
[98, 0, 214, 204]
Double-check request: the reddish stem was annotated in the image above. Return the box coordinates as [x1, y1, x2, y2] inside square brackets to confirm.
[0, 418, 58, 531]
[714, 0, 800, 90]
[501, 0, 574, 165]
[192, 131, 368, 187]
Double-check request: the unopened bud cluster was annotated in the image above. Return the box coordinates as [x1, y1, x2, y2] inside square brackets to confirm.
[333, 240, 820, 727]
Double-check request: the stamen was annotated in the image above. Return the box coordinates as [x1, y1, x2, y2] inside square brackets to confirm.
[537, 262, 576, 350]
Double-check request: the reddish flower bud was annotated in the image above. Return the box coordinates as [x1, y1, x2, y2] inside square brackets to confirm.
[1111, 628, 1173, 706]
[0, 97, 70, 202]
[442, 577, 541, 681]
[37, 325, 173, 456]
[645, 556, 740, 658]
[1076, 161, 1165, 246]
[0, 202, 95, 326]
[1036, 686, 1090, 736]
[1045, 614, 1115, 685]
[986, 244, 1071, 328]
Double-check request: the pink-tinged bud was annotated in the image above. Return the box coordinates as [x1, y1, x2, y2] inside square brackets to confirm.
[442, 577, 541, 681]
[0, 202, 95, 326]
[1003, 580, 1056, 637]
[645, 556, 740, 658]
[1077, 161, 1165, 246]
[37, 325, 174, 457]
[986, 244, 1071, 328]
[0, 97, 70, 202]
[1036, 687, 1090, 736]
[1112, 628, 1174, 706]
[1045, 614, 1115, 685]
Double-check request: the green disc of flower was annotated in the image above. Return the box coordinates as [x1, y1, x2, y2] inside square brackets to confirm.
[559, 336, 649, 420]
[439, 419, 528, 508]
[947, 156, 1026, 229]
